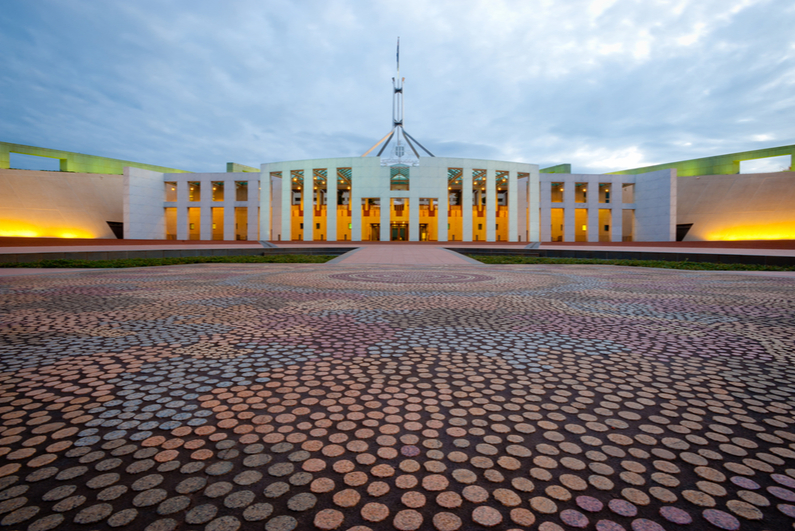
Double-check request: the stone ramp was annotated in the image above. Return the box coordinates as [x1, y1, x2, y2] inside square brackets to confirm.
[331, 245, 478, 265]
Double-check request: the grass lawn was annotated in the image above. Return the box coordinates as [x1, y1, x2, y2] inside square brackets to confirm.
[1, 254, 336, 268]
[466, 254, 795, 271]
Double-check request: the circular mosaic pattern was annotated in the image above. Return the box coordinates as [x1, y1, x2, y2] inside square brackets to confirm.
[0, 264, 794, 531]
[328, 271, 494, 284]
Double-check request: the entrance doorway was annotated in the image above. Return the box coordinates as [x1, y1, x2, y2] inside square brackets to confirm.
[419, 224, 429, 241]
[370, 223, 380, 241]
[391, 222, 408, 241]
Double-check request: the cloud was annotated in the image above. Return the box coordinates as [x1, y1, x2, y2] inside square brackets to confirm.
[0, 0, 793, 173]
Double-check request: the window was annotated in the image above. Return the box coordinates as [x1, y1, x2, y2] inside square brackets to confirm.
[165, 182, 177, 202]
[551, 183, 564, 202]
[575, 183, 587, 203]
[390, 166, 410, 191]
[188, 182, 201, 202]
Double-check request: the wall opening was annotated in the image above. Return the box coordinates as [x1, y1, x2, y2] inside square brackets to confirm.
[740, 155, 792, 173]
[8, 153, 60, 171]
[391, 198, 408, 240]
[188, 208, 200, 240]
[622, 210, 635, 241]
[575, 183, 587, 203]
[598, 209, 612, 242]
[235, 181, 248, 201]
[598, 183, 611, 204]
[622, 183, 635, 203]
[551, 183, 564, 203]
[212, 182, 224, 202]
[188, 182, 201, 202]
[575, 209, 588, 242]
[390, 166, 410, 191]
[362, 198, 380, 240]
[419, 198, 437, 241]
[165, 182, 177, 202]
[165, 208, 177, 240]
[235, 207, 247, 240]
[212, 208, 224, 240]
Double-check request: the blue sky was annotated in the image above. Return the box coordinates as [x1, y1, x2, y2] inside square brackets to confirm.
[1, 0, 793, 173]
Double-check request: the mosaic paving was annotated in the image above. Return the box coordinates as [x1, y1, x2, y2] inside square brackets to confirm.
[0, 263, 794, 531]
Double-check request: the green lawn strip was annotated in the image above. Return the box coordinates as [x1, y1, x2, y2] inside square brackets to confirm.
[465, 254, 795, 272]
[2, 254, 336, 268]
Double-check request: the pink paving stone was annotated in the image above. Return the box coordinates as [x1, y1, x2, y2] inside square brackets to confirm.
[393, 509, 423, 531]
[472, 506, 502, 527]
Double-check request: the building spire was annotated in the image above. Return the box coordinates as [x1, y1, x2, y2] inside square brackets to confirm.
[362, 37, 434, 164]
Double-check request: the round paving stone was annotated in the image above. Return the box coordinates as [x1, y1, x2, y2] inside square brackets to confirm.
[510, 508, 536, 526]
[176, 476, 206, 494]
[53, 495, 85, 512]
[223, 490, 254, 509]
[144, 519, 178, 531]
[462, 485, 489, 503]
[42, 485, 76, 502]
[133, 488, 168, 507]
[243, 502, 273, 521]
[630, 519, 665, 531]
[206, 515, 241, 531]
[361, 502, 389, 522]
[264, 482, 290, 498]
[702, 509, 740, 530]
[108, 508, 138, 527]
[28, 514, 64, 531]
[333, 489, 360, 507]
[73, 503, 113, 524]
[659, 506, 692, 524]
[393, 509, 423, 531]
[185, 504, 217, 524]
[596, 520, 627, 531]
[726, 500, 763, 520]
[472, 506, 502, 527]
[530, 496, 557, 514]
[314, 509, 344, 530]
[436, 491, 462, 508]
[432, 512, 462, 531]
[561, 509, 589, 528]
[206, 461, 234, 476]
[287, 492, 316, 511]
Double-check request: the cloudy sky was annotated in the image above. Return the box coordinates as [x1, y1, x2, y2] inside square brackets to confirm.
[2, 0, 794, 173]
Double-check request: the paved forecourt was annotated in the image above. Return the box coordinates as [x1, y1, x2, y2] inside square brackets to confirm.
[0, 262, 793, 531]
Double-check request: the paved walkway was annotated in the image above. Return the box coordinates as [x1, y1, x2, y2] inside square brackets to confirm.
[332, 245, 479, 265]
[0, 264, 793, 531]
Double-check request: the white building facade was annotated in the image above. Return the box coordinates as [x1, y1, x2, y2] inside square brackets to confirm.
[124, 158, 675, 243]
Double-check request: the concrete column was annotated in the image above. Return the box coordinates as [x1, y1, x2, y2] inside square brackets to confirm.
[438, 192, 448, 242]
[303, 166, 313, 241]
[528, 169, 541, 241]
[380, 198, 390, 242]
[508, 171, 518, 242]
[462, 165, 473, 242]
[351, 172, 361, 242]
[610, 177, 622, 242]
[200, 181, 212, 240]
[224, 180, 235, 241]
[486, 168, 496, 242]
[177, 181, 189, 240]
[538, 178, 549, 242]
[281, 172, 292, 241]
[587, 178, 599, 242]
[257, 175, 268, 241]
[564, 181, 575, 242]
[409, 197, 419, 241]
[326, 169, 337, 241]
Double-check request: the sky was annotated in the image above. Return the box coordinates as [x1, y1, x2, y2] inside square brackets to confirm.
[1, 0, 794, 173]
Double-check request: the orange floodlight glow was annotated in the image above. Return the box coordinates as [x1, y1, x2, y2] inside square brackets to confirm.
[0, 220, 95, 239]
[706, 222, 795, 241]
